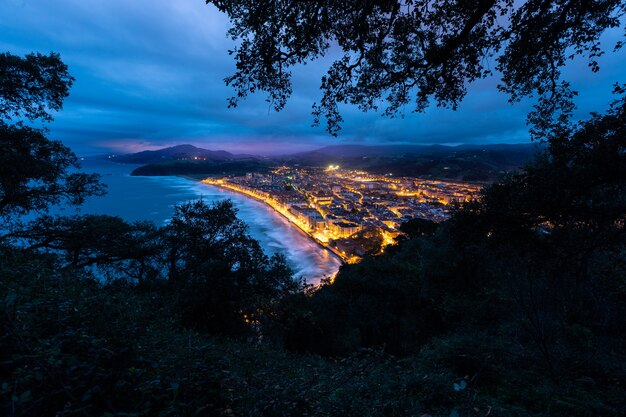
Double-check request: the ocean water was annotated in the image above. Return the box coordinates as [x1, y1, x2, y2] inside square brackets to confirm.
[70, 160, 341, 284]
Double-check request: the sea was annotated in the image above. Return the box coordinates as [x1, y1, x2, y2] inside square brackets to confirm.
[66, 159, 342, 284]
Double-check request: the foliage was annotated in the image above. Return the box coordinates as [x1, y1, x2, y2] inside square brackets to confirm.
[272, 253, 442, 356]
[0, 52, 74, 122]
[267, 91, 626, 415]
[9, 214, 162, 280]
[0, 199, 303, 415]
[399, 217, 439, 239]
[206, 0, 625, 136]
[0, 52, 104, 225]
[164, 199, 301, 335]
[0, 248, 558, 417]
[0, 125, 105, 221]
[5, 198, 302, 337]
[0, 248, 228, 417]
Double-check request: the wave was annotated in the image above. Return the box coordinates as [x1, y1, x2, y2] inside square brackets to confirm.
[79, 161, 341, 284]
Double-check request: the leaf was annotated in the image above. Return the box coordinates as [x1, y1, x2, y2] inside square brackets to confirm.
[4, 293, 17, 308]
[453, 380, 467, 391]
[20, 390, 31, 402]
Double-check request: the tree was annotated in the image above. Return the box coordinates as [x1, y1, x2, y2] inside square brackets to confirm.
[206, 0, 625, 136]
[399, 217, 439, 239]
[164, 199, 301, 335]
[164, 199, 261, 284]
[0, 123, 104, 221]
[11, 214, 163, 282]
[0, 52, 74, 122]
[0, 52, 104, 224]
[469, 84, 626, 245]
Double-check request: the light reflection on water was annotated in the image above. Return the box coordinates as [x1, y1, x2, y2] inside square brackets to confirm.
[76, 160, 341, 284]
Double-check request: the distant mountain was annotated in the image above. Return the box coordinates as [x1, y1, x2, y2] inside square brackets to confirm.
[286, 144, 452, 160]
[108, 144, 241, 164]
[283, 143, 537, 161]
[280, 143, 541, 181]
[131, 159, 270, 177]
[122, 143, 541, 182]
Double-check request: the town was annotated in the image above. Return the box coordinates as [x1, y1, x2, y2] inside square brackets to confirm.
[202, 166, 483, 263]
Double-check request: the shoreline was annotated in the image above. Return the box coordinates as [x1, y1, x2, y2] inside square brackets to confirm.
[178, 175, 345, 266]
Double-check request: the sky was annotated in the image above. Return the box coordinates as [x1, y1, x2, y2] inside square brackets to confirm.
[1, 0, 625, 156]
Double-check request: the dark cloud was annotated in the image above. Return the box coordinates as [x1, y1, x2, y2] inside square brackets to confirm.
[1, 0, 624, 155]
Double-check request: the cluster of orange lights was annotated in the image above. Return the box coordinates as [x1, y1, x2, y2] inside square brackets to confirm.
[203, 178, 358, 263]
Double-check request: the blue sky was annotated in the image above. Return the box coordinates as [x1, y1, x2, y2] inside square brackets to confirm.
[1, 0, 625, 155]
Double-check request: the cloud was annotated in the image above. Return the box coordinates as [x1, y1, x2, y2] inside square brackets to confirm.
[1, 0, 624, 155]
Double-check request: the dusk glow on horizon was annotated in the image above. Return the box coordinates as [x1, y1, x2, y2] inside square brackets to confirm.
[2, 0, 625, 155]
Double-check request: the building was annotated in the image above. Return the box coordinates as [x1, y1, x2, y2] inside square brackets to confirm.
[329, 221, 362, 238]
[311, 193, 333, 206]
[290, 206, 326, 231]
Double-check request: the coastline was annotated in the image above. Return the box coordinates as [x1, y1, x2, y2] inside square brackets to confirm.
[177, 175, 345, 266]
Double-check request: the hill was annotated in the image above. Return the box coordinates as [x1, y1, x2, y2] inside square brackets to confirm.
[124, 143, 540, 182]
[108, 144, 239, 164]
[280, 143, 540, 181]
[130, 159, 270, 176]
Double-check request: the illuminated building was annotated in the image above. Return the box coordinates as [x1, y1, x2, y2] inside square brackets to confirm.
[329, 221, 362, 238]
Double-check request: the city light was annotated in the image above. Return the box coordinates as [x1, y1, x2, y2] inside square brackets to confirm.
[203, 166, 482, 264]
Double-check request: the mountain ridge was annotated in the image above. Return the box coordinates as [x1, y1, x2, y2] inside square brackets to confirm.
[107, 144, 249, 164]
[108, 142, 539, 163]
[119, 143, 540, 181]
